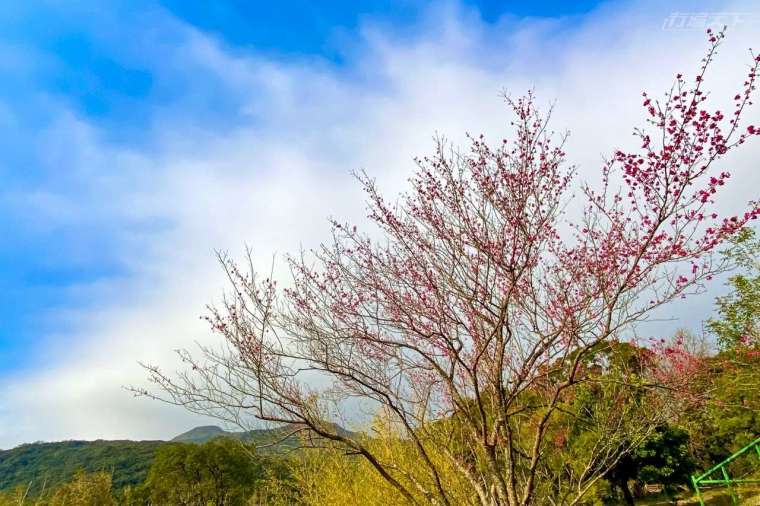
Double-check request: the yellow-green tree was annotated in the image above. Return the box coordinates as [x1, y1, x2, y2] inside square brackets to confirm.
[140, 438, 292, 506]
[291, 413, 475, 506]
[0, 472, 114, 506]
[46, 471, 114, 506]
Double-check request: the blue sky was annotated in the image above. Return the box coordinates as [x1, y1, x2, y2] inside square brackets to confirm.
[0, 1, 610, 374]
[0, 0, 758, 447]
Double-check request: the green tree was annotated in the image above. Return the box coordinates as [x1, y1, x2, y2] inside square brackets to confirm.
[681, 351, 760, 480]
[140, 438, 289, 506]
[692, 227, 760, 479]
[46, 471, 115, 506]
[536, 341, 693, 505]
[0, 485, 34, 506]
[605, 426, 695, 505]
[707, 227, 760, 350]
[0, 472, 115, 506]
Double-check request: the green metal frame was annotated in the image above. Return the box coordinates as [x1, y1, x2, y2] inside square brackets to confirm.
[691, 436, 760, 505]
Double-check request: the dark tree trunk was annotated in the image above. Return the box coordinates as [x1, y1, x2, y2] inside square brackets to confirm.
[619, 479, 635, 506]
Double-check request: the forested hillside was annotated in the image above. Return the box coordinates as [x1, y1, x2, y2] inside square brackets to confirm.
[0, 437, 295, 505]
[0, 440, 162, 496]
[0, 425, 305, 497]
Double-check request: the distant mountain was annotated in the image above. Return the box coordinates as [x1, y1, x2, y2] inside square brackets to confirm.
[171, 425, 237, 443]
[172, 424, 314, 450]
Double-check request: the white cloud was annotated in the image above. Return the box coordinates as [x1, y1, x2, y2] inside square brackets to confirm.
[2, 0, 759, 448]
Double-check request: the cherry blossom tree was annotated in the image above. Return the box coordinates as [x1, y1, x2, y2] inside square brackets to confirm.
[138, 30, 760, 506]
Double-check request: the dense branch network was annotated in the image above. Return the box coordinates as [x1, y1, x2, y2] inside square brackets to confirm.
[136, 29, 760, 506]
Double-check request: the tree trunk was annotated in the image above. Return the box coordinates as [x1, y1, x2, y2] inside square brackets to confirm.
[619, 480, 635, 506]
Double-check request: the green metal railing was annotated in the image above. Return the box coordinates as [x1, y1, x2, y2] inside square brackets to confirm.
[691, 436, 760, 505]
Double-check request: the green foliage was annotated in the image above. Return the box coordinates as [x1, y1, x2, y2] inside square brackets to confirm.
[138, 438, 294, 506]
[683, 351, 760, 480]
[634, 427, 695, 487]
[605, 426, 696, 504]
[0, 471, 115, 506]
[0, 438, 296, 506]
[537, 342, 672, 505]
[0, 440, 162, 497]
[0, 485, 32, 506]
[0, 424, 304, 501]
[46, 471, 116, 506]
[707, 227, 760, 350]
